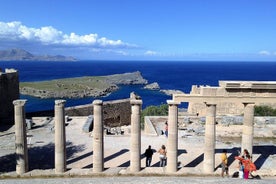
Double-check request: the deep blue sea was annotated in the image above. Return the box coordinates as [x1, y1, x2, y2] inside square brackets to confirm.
[1, 60, 276, 112]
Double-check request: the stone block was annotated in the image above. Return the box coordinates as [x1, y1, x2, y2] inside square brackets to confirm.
[82, 115, 93, 133]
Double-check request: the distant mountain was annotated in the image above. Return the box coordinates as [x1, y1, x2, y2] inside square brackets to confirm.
[0, 48, 78, 61]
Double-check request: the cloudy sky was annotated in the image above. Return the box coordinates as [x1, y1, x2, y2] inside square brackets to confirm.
[0, 0, 276, 61]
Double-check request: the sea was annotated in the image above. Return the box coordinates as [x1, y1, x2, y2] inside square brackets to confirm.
[1, 60, 276, 113]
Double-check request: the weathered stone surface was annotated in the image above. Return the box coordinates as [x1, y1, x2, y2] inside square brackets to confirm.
[0, 68, 19, 124]
[82, 115, 93, 133]
[187, 81, 276, 116]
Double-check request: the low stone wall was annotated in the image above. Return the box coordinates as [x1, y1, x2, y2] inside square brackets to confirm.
[145, 115, 276, 137]
[65, 98, 131, 127]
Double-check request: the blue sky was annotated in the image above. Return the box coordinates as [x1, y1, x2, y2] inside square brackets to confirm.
[0, 0, 276, 61]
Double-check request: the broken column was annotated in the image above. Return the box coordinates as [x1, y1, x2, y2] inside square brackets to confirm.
[166, 100, 179, 173]
[242, 103, 255, 156]
[54, 100, 67, 173]
[203, 103, 216, 174]
[13, 99, 28, 175]
[130, 99, 142, 172]
[93, 100, 104, 172]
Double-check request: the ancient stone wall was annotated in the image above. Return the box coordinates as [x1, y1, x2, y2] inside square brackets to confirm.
[0, 68, 19, 124]
[65, 98, 131, 127]
[188, 81, 276, 116]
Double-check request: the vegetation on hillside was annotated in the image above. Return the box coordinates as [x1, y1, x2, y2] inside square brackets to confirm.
[254, 105, 276, 116]
[141, 104, 168, 129]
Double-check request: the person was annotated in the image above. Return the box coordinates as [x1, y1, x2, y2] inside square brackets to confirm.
[221, 149, 229, 177]
[144, 145, 154, 167]
[164, 122, 168, 137]
[235, 153, 256, 179]
[242, 149, 250, 158]
[158, 145, 167, 167]
[238, 160, 244, 179]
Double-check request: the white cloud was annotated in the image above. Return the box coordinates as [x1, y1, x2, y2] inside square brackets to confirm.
[144, 50, 158, 56]
[0, 21, 132, 48]
[258, 50, 271, 56]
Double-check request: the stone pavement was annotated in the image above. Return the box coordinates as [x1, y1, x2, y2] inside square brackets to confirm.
[0, 116, 275, 179]
[0, 176, 276, 184]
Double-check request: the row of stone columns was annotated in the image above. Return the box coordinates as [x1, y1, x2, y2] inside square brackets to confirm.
[13, 97, 255, 175]
[165, 101, 255, 174]
[13, 98, 143, 175]
[13, 99, 68, 175]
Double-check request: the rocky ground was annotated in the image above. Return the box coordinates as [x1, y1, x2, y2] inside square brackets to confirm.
[0, 116, 275, 179]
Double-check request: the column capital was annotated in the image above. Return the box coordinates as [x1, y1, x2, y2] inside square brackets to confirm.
[130, 99, 142, 105]
[93, 99, 103, 105]
[13, 99, 27, 106]
[55, 100, 66, 106]
[167, 100, 180, 106]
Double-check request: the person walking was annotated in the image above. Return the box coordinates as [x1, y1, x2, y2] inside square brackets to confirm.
[221, 149, 229, 177]
[164, 122, 168, 137]
[144, 145, 154, 167]
[158, 145, 167, 167]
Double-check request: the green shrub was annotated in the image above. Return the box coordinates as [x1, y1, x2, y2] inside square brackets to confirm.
[254, 105, 276, 116]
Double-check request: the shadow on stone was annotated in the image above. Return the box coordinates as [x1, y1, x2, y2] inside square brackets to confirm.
[104, 149, 129, 163]
[253, 145, 276, 170]
[184, 153, 203, 167]
[0, 141, 85, 173]
[0, 125, 14, 133]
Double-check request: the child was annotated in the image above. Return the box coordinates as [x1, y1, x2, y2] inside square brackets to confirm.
[238, 160, 244, 179]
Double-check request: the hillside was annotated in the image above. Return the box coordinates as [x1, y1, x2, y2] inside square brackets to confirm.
[20, 71, 148, 98]
[0, 48, 77, 61]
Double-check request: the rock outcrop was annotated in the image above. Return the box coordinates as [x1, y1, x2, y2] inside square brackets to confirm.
[144, 82, 160, 90]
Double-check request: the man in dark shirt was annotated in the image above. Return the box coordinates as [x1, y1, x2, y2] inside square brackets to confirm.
[144, 145, 154, 167]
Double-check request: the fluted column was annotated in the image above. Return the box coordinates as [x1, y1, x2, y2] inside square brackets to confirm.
[93, 100, 104, 172]
[13, 99, 28, 175]
[166, 100, 179, 173]
[242, 103, 255, 156]
[55, 100, 66, 173]
[203, 103, 216, 174]
[130, 99, 142, 172]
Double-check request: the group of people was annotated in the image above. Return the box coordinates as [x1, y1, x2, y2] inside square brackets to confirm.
[144, 145, 167, 167]
[144, 122, 169, 167]
[235, 149, 256, 179]
[221, 149, 257, 179]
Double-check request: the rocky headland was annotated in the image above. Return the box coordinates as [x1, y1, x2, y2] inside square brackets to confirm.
[20, 71, 148, 98]
[0, 48, 77, 61]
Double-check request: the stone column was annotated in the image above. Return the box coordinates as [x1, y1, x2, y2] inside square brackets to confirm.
[242, 103, 255, 156]
[166, 100, 179, 173]
[130, 99, 142, 172]
[93, 100, 104, 172]
[13, 99, 28, 175]
[203, 103, 216, 174]
[54, 100, 66, 173]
